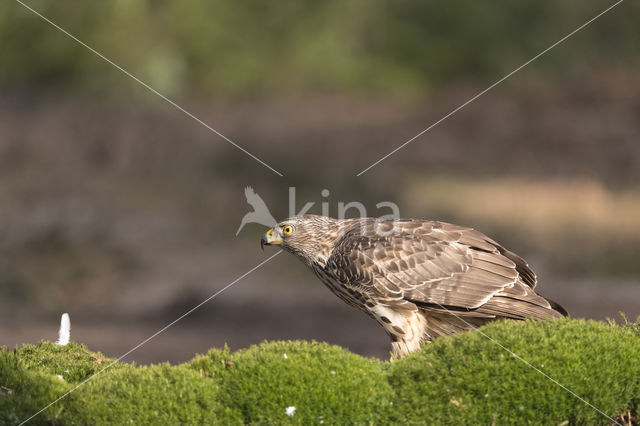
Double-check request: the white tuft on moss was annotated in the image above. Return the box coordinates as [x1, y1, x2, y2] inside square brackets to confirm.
[56, 313, 71, 346]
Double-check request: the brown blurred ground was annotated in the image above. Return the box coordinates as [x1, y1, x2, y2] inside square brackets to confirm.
[1, 77, 639, 363]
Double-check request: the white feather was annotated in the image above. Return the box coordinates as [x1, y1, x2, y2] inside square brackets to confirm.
[56, 313, 71, 346]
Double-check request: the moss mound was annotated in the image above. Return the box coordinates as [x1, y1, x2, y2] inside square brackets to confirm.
[1, 318, 638, 424]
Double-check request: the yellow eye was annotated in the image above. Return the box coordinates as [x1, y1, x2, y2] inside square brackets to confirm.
[282, 225, 293, 236]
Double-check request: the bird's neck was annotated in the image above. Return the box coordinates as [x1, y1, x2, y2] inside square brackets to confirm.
[292, 243, 333, 270]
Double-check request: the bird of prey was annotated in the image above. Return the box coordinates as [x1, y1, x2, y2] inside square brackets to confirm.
[261, 214, 567, 358]
[236, 186, 277, 236]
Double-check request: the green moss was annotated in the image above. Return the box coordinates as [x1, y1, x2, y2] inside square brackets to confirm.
[0, 349, 69, 425]
[12, 342, 116, 383]
[1, 319, 639, 425]
[59, 363, 238, 425]
[208, 340, 397, 424]
[388, 319, 640, 424]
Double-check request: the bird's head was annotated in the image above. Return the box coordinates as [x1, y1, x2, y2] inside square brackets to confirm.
[261, 214, 342, 267]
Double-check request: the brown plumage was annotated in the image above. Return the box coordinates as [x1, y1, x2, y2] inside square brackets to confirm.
[261, 215, 567, 358]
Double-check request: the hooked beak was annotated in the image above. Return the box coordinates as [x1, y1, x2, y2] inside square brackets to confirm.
[261, 228, 282, 250]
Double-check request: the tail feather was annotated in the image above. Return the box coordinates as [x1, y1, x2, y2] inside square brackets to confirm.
[418, 287, 568, 340]
[476, 295, 565, 320]
[546, 297, 569, 317]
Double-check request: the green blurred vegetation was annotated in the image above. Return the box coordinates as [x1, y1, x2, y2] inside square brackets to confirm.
[2, 318, 639, 424]
[1, 0, 638, 97]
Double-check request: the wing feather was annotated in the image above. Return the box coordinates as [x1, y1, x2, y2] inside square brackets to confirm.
[327, 219, 550, 314]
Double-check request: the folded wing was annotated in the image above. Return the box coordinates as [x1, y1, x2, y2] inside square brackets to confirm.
[327, 219, 564, 320]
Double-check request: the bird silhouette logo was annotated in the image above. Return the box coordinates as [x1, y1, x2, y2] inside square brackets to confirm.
[236, 186, 277, 236]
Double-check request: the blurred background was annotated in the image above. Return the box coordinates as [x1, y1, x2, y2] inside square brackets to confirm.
[1, 0, 639, 363]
